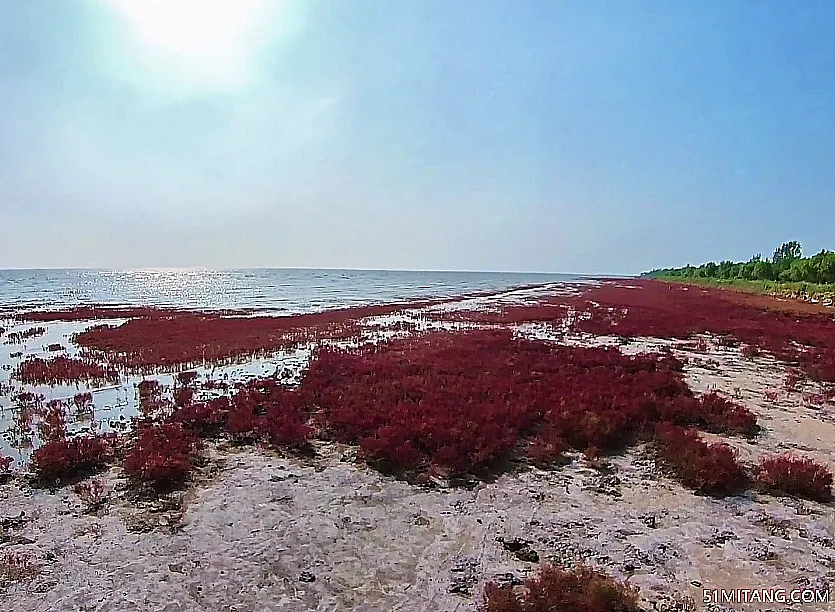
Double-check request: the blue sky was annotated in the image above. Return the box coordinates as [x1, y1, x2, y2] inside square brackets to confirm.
[1, 0, 833, 273]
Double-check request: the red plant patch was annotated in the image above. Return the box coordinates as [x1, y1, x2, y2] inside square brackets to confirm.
[73, 392, 93, 408]
[300, 329, 756, 477]
[654, 424, 748, 497]
[14, 356, 119, 386]
[169, 396, 231, 437]
[225, 378, 310, 448]
[479, 563, 639, 612]
[73, 478, 109, 509]
[0, 455, 12, 479]
[5, 327, 46, 344]
[31, 434, 115, 482]
[565, 280, 835, 383]
[72, 298, 491, 370]
[37, 400, 67, 442]
[176, 370, 199, 386]
[123, 423, 200, 489]
[755, 454, 832, 503]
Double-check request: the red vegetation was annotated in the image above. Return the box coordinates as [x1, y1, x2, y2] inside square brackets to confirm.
[14, 356, 119, 386]
[73, 392, 93, 408]
[123, 423, 200, 488]
[755, 454, 833, 503]
[13, 391, 43, 408]
[73, 301, 472, 370]
[31, 434, 115, 482]
[0, 455, 12, 478]
[763, 390, 779, 402]
[137, 379, 171, 420]
[225, 378, 310, 447]
[299, 329, 756, 476]
[654, 424, 748, 497]
[696, 391, 759, 436]
[480, 564, 639, 612]
[170, 397, 231, 437]
[37, 400, 67, 442]
[176, 370, 199, 386]
[567, 280, 835, 383]
[784, 370, 803, 392]
[5, 327, 46, 343]
[73, 478, 109, 508]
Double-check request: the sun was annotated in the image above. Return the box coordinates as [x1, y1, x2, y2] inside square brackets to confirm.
[99, 0, 275, 90]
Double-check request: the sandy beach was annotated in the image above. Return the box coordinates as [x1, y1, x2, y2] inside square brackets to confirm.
[2, 281, 835, 611]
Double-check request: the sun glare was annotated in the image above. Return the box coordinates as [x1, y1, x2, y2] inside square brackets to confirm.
[99, 0, 275, 90]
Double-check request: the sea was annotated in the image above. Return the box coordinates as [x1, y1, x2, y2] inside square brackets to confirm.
[0, 268, 585, 313]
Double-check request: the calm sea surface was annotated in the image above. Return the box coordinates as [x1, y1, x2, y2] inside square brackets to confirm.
[0, 269, 584, 313]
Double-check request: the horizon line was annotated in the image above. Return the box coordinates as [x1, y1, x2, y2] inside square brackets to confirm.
[0, 266, 631, 277]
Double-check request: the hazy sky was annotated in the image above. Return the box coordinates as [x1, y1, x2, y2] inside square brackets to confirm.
[1, 1, 833, 274]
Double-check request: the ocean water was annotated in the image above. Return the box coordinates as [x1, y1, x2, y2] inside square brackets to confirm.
[0, 268, 584, 313]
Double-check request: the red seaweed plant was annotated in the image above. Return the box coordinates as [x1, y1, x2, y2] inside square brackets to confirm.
[72, 300, 476, 370]
[0, 455, 12, 480]
[137, 379, 171, 421]
[5, 327, 46, 344]
[73, 392, 93, 408]
[169, 397, 230, 437]
[14, 356, 119, 386]
[13, 391, 44, 408]
[755, 454, 833, 502]
[123, 423, 200, 489]
[569, 281, 835, 383]
[37, 400, 67, 442]
[73, 478, 109, 511]
[654, 424, 748, 497]
[31, 434, 115, 482]
[479, 563, 639, 612]
[176, 370, 199, 386]
[299, 329, 756, 477]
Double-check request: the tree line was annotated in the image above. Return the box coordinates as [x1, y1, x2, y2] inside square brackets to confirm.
[645, 241, 835, 284]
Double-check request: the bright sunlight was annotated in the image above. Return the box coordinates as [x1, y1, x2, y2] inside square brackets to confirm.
[100, 0, 275, 90]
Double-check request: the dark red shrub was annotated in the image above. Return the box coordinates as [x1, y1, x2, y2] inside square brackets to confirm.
[785, 370, 803, 392]
[174, 387, 194, 408]
[696, 392, 758, 436]
[302, 329, 742, 477]
[225, 378, 310, 448]
[176, 370, 199, 386]
[14, 356, 119, 386]
[480, 564, 639, 612]
[0, 455, 12, 478]
[655, 424, 748, 497]
[5, 327, 46, 344]
[73, 392, 93, 408]
[137, 379, 171, 420]
[755, 454, 832, 503]
[31, 435, 115, 482]
[37, 400, 67, 442]
[123, 423, 200, 488]
[169, 397, 230, 437]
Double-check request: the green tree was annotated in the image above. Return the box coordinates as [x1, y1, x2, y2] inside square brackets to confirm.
[752, 260, 774, 280]
[772, 241, 802, 265]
